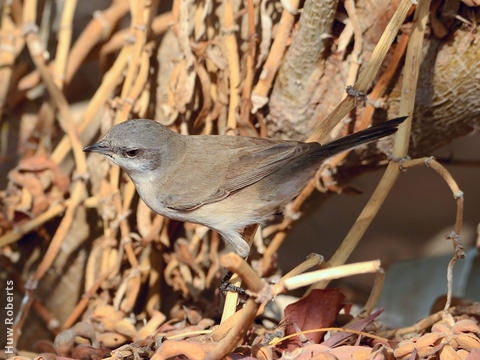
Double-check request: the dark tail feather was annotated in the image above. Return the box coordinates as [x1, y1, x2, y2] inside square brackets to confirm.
[315, 116, 407, 158]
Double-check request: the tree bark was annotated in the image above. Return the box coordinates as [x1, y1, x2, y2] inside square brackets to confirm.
[268, 0, 339, 138]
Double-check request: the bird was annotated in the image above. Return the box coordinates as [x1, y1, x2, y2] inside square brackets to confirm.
[83, 116, 406, 258]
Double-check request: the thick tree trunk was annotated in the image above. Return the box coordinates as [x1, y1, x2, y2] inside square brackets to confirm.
[268, 0, 339, 138]
[266, 0, 480, 162]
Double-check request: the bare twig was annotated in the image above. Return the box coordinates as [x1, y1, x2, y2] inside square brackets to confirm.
[277, 260, 381, 293]
[53, 0, 77, 88]
[239, 0, 257, 136]
[100, 12, 174, 56]
[224, 0, 240, 133]
[399, 157, 465, 312]
[363, 270, 386, 315]
[343, 0, 363, 89]
[0, 4, 23, 124]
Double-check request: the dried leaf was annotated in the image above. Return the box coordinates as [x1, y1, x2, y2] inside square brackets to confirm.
[113, 318, 137, 338]
[441, 345, 463, 360]
[453, 320, 480, 335]
[456, 333, 480, 351]
[417, 332, 442, 348]
[281, 289, 344, 351]
[322, 308, 383, 347]
[97, 332, 128, 348]
[330, 346, 379, 360]
[394, 340, 415, 358]
[18, 154, 69, 192]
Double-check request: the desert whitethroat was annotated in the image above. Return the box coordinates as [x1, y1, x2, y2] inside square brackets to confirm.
[84, 116, 406, 257]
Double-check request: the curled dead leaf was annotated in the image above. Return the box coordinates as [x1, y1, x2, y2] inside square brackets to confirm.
[441, 345, 462, 360]
[97, 332, 128, 348]
[329, 346, 381, 360]
[54, 328, 75, 356]
[136, 310, 166, 340]
[394, 340, 415, 358]
[418, 343, 444, 358]
[352, 349, 375, 360]
[113, 318, 138, 338]
[417, 332, 442, 348]
[434, 322, 455, 337]
[17, 187, 33, 213]
[17, 154, 70, 193]
[171, 59, 196, 113]
[98, 318, 117, 333]
[453, 320, 480, 335]
[457, 349, 470, 360]
[456, 333, 480, 351]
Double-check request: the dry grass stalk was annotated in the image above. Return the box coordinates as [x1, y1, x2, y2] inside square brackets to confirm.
[279, 260, 382, 292]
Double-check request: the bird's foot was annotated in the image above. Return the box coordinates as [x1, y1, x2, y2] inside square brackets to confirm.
[220, 271, 247, 295]
[219, 281, 247, 295]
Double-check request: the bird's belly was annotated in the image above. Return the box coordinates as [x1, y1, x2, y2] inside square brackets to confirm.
[188, 188, 277, 231]
[133, 176, 284, 232]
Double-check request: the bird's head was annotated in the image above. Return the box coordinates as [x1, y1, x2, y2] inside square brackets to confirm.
[83, 119, 175, 174]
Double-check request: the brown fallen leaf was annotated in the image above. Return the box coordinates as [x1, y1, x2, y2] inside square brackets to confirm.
[280, 288, 345, 352]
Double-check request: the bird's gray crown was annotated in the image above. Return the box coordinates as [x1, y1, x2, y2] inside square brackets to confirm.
[102, 119, 173, 150]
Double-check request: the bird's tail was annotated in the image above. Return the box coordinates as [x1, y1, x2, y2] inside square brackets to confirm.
[315, 116, 407, 158]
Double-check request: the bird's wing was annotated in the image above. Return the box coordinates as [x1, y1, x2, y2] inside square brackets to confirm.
[162, 137, 319, 211]
[162, 117, 407, 211]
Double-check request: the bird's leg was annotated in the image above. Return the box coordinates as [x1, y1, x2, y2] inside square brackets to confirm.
[219, 224, 261, 322]
[219, 271, 246, 295]
[219, 224, 259, 295]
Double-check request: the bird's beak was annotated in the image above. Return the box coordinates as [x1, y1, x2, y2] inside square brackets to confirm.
[83, 142, 109, 154]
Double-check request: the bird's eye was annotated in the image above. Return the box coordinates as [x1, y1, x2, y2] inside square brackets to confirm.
[125, 149, 139, 157]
